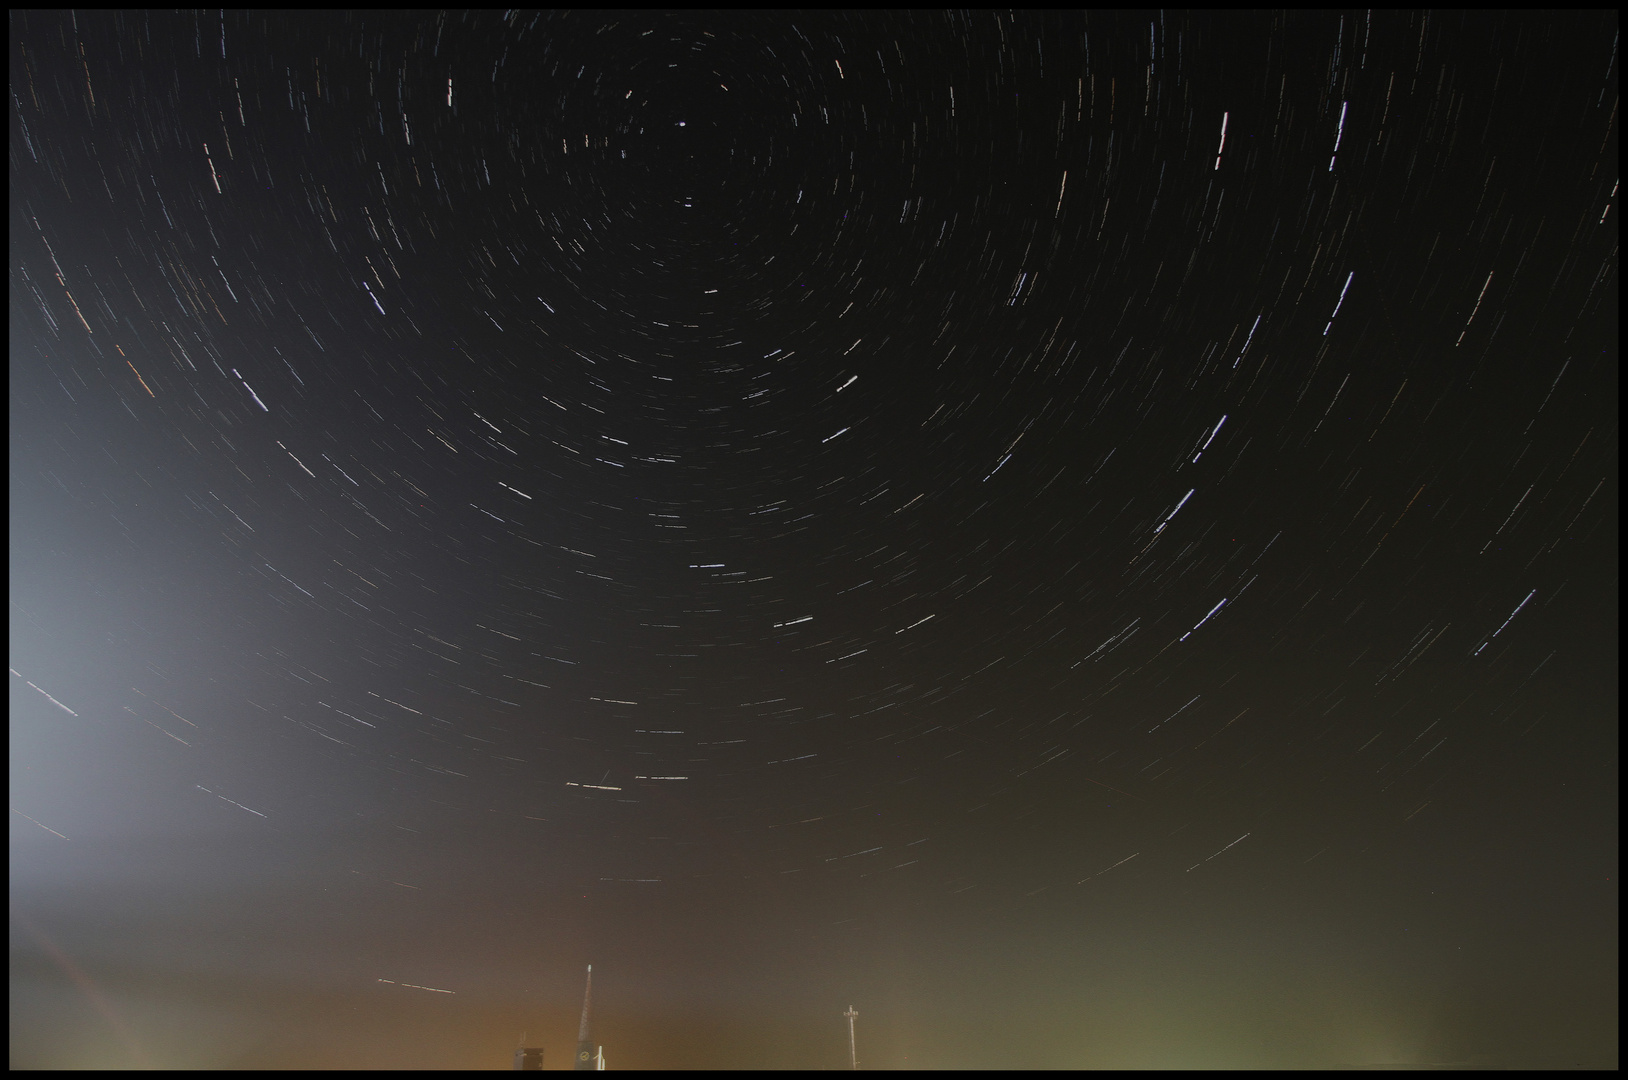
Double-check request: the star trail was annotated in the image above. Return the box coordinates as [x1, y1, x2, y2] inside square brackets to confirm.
[10, 11, 1617, 1070]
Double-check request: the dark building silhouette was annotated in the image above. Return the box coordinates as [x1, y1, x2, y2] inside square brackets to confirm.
[512, 1047, 545, 1071]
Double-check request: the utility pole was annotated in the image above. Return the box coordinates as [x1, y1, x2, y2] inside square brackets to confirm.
[843, 1005, 859, 1070]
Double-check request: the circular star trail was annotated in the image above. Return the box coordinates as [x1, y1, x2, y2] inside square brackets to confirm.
[10, 11, 1617, 1070]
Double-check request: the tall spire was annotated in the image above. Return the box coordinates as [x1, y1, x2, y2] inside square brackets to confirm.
[574, 965, 595, 1070]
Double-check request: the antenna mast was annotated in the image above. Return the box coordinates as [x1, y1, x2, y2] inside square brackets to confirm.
[843, 1005, 859, 1070]
[574, 965, 595, 1070]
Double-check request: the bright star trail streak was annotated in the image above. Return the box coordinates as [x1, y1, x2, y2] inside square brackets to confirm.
[1323, 271, 1355, 335]
[9, 10, 1616, 1072]
[1329, 99, 1348, 170]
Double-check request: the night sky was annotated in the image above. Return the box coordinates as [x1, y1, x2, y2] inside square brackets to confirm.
[9, 11, 1618, 1071]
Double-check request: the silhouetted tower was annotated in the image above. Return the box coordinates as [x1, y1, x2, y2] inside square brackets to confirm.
[844, 1005, 859, 1070]
[574, 965, 595, 1070]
